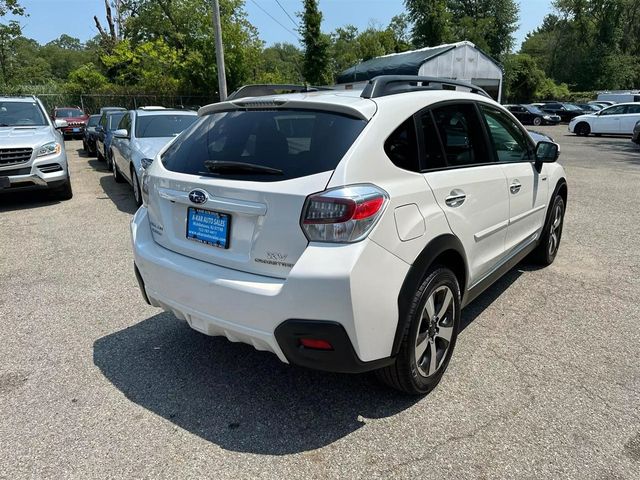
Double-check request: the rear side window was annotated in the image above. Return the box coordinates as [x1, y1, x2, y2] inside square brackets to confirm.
[384, 118, 419, 172]
[626, 105, 640, 114]
[431, 103, 489, 167]
[87, 116, 100, 127]
[162, 110, 367, 181]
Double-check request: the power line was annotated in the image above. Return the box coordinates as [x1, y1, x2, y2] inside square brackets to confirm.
[275, 0, 299, 28]
[249, 0, 300, 41]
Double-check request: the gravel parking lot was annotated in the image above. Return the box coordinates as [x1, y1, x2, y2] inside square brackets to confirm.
[1, 126, 639, 479]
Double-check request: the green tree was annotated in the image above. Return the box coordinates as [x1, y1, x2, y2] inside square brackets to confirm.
[254, 42, 304, 84]
[503, 53, 569, 102]
[299, 0, 331, 85]
[404, 0, 452, 47]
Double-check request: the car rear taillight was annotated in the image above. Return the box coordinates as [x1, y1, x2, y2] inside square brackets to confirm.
[301, 184, 388, 243]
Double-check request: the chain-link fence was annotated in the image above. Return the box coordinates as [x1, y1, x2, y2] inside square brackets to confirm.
[19, 93, 217, 114]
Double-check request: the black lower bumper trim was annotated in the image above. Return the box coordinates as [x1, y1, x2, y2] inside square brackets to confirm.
[274, 320, 394, 374]
[134, 263, 151, 305]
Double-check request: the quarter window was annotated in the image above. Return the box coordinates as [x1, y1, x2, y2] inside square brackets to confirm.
[480, 105, 532, 163]
[384, 118, 420, 172]
[626, 105, 640, 114]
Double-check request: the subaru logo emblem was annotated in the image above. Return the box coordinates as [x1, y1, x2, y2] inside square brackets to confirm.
[188, 189, 208, 205]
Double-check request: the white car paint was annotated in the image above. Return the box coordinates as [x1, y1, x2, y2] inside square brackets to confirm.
[569, 102, 640, 135]
[131, 86, 567, 369]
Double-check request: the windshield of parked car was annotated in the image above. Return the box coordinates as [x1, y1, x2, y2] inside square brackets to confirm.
[87, 115, 100, 127]
[107, 112, 125, 130]
[0, 101, 48, 127]
[524, 105, 545, 114]
[564, 104, 583, 111]
[55, 108, 84, 118]
[135, 114, 198, 138]
[162, 109, 367, 182]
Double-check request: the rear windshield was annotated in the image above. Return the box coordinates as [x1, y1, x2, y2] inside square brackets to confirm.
[136, 114, 197, 138]
[0, 101, 47, 127]
[161, 109, 367, 181]
[55, 108, 84, 118]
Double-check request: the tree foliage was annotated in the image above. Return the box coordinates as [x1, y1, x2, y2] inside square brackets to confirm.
[299, 0, 331, 85]
[404, 0, 518, 58]
[522, 0, 640, 90]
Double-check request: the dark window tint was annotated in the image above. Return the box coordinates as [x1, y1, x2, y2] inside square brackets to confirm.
[87, 115, 100, 127]
[162, 110, 366, 181]
[107, 112, 125, 130]
[384, 118, 419, 172]
[136, 114, 197, 138]
[0, 101, 47, 127]
[625, 104, 640, 114]
[418, 112, 447, 169]
[480, 105, 532, 163]
[431, 103, 489, 167]
[55, 108, 84, 118]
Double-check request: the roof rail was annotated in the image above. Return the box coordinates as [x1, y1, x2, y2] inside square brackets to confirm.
[0, 94, 37, 99]
[226, 84, 333, 101]
[360, 75, 491, 99]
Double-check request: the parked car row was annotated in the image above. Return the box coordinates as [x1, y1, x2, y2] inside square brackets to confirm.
[83, 106, 198, 206]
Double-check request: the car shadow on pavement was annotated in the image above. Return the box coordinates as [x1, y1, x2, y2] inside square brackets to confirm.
[93, 314, 420, 455]
[97, 167, 138, 215]
[459, 266, 524, 332]
[0, 188, 61, 212]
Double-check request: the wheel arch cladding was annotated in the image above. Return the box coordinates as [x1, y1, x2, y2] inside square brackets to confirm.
[392, 234, 467, 356]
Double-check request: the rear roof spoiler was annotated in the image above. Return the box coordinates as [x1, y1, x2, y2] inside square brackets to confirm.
[226, 84, 333, 101]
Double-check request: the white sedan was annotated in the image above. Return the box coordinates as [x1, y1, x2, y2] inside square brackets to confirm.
[569, 102, 640, 136]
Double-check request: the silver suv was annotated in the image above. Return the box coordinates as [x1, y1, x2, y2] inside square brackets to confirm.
[0, 95, 72, 200]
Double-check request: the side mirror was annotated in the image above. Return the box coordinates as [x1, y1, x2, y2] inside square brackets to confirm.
[95, 125, 104, 133]
[54, 119, 68, 129]
[535, 140, 559, 171]
[113, 129, 129, 139]
[140, 158, 154, 169]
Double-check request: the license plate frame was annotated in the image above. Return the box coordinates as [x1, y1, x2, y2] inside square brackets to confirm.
[186, 207, 231, 249]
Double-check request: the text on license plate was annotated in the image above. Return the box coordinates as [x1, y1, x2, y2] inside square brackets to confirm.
[186, 207, 230, 249]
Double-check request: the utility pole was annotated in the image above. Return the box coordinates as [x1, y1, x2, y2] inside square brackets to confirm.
[210, 0, 228, 101]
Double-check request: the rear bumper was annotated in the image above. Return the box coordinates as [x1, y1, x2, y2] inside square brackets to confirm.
[131, 206, 410, 369]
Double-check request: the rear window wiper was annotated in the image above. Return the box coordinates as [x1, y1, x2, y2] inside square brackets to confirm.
[203, 160, 284, 175]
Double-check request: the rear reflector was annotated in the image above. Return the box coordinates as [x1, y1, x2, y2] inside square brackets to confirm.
[299, 338, 334, 350]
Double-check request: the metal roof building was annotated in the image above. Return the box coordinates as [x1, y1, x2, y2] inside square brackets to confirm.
[336, 41, 504, 101]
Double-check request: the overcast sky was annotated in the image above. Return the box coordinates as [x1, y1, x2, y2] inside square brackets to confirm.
[13, 0, 554, 50]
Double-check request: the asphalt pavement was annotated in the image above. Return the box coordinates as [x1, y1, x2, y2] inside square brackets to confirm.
[1, 127, 639, 479]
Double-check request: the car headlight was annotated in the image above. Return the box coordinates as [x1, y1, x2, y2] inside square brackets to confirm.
[543, 115, 551, 120]
[36, 142, 61, 157]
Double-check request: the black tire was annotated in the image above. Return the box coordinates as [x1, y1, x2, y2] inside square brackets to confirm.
[82, 139, 88, 152]
[575, 122, 591, 136]
[376, 267, 461, 395]
[132, 168, 142, 207]
[97, 148, 104, 162]
[54, 177, 73, 201]
[533, 116, 542, 126]
[530, 195, 565, 266]
[112, 156, 125, 183]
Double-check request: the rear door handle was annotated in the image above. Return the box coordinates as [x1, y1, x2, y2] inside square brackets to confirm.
[445, 190, 466, 207]
[510, 181, 522, 194]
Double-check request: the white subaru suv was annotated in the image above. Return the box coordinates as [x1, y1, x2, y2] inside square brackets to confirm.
[131, 77, 567, 395]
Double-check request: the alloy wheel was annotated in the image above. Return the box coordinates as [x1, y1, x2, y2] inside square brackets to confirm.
[548, 203, 563, 256]
[415, 285, 455, 377]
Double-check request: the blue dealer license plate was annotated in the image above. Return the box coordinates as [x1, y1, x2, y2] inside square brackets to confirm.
[72, 128, 81, 132]
[186, 207, 230, 249]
